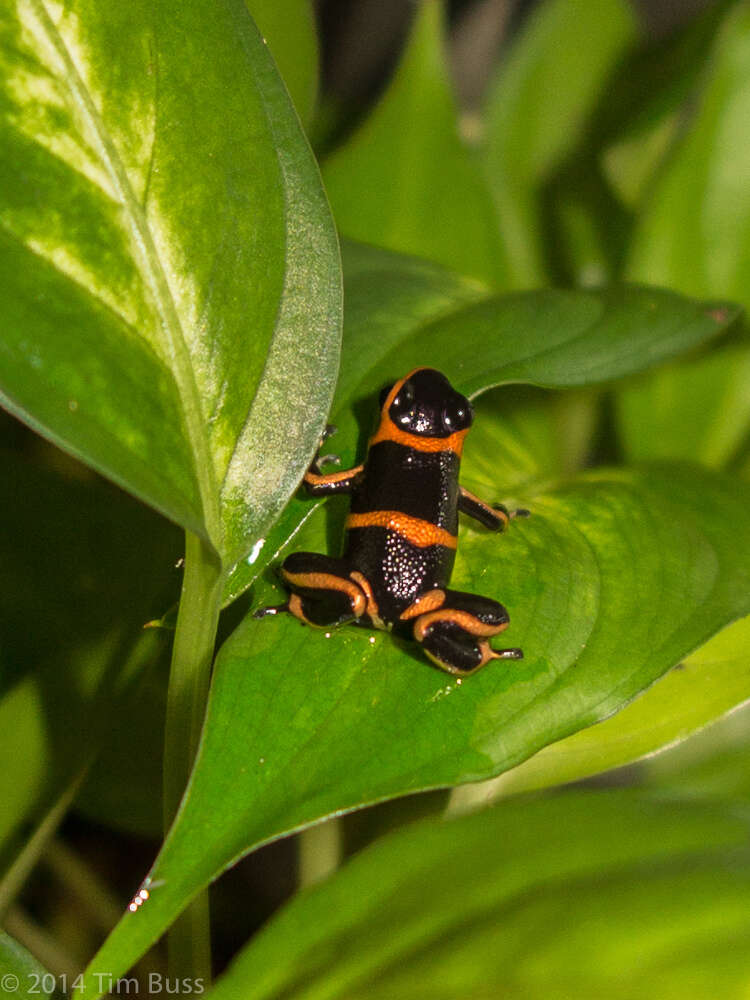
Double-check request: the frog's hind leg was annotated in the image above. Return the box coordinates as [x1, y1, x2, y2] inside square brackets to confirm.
[406, 589, 523, 676]
[254, 552, 367, 628]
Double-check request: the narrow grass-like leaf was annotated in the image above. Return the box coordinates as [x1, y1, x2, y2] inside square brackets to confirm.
[204, 790, 750, 1000]
[78, 462, 750, 994]
[0, 0, 340, 563]
[482, 0, 637, 288]
[620, 3, 750, 469]
[599, 0, 733, 211]
[0, 932, 55, 997]
[627, 2, 750, 303]
[322, 2, 503, 285]
[0, 448, 180, 854]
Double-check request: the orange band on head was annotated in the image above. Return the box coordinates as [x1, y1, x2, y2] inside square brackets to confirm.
[346, 511, 457, 549]
[370, 422, 468, 455]
[374, 368, 467, 456]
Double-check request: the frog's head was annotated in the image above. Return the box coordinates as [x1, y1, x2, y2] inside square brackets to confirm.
[379, 368, 473, 438]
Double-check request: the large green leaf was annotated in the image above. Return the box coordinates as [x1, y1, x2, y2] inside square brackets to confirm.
[79, 459, 750, 994]
[0, 0, 341, 565]
[247, 0, 318, 125]
[482, 0, 637, 288]
[615, 340, 750, 467]
[205, 790, 750, 1000]
[459, 613, 750, 802]
[322, 2, 504, 285]
[223, 243, 739, 604]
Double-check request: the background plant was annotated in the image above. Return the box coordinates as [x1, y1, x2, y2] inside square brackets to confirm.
[1, 1, 749, 997]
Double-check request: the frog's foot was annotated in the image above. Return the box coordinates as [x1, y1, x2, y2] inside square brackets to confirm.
[406, 588, 522, 675]
[255, 552, 367, 628]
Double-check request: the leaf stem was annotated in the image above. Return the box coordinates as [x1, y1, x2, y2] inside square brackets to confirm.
[163, 531, 224, 985]
[298, 819, 343, 889]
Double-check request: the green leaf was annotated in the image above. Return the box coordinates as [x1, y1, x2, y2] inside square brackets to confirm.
[620, 2, 750, 472]
[0, 678, 47, 853]
[469, 613, 750, 800]
[78, 462, 750, 994]
[646, 699, 750, 802]
[483, 0, 637, 287]
[246, 0, 318, 125]
[626, 2, 750, 306]
[0, 446, 180, 854]
[0, 0, 341, 565]
[322, 2, 503, 285]
[204, 790, 750, 1000]
[615, 340, 750, 467]
[0, 932, 55, 998]
[600, 0, 733, 211]
[223, 242, 739, 604]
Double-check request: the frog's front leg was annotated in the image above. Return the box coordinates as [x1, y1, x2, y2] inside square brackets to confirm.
[302, 425, 364, 497]
[254, 552, 367, 627]
[401, 588, 523, 675]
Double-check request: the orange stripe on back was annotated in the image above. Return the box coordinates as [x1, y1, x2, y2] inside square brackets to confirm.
[346, 511, 457, 549]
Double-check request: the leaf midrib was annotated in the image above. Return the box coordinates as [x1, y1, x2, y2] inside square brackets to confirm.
[30, 0, 221, 547]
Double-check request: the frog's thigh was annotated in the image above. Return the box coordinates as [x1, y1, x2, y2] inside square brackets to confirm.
[281, 552, 367, 627]
[409, 588, 521, 675]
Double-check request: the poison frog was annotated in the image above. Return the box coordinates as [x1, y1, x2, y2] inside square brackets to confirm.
[255, 368, 527, 675]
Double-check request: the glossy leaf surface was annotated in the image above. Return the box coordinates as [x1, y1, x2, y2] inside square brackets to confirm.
[0, 0, 340, 564]
[322, 2, 503, 285]
[205, 790, 750, 1000]
[80, 460, 750, 995]
[468, 614, 750, 801]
